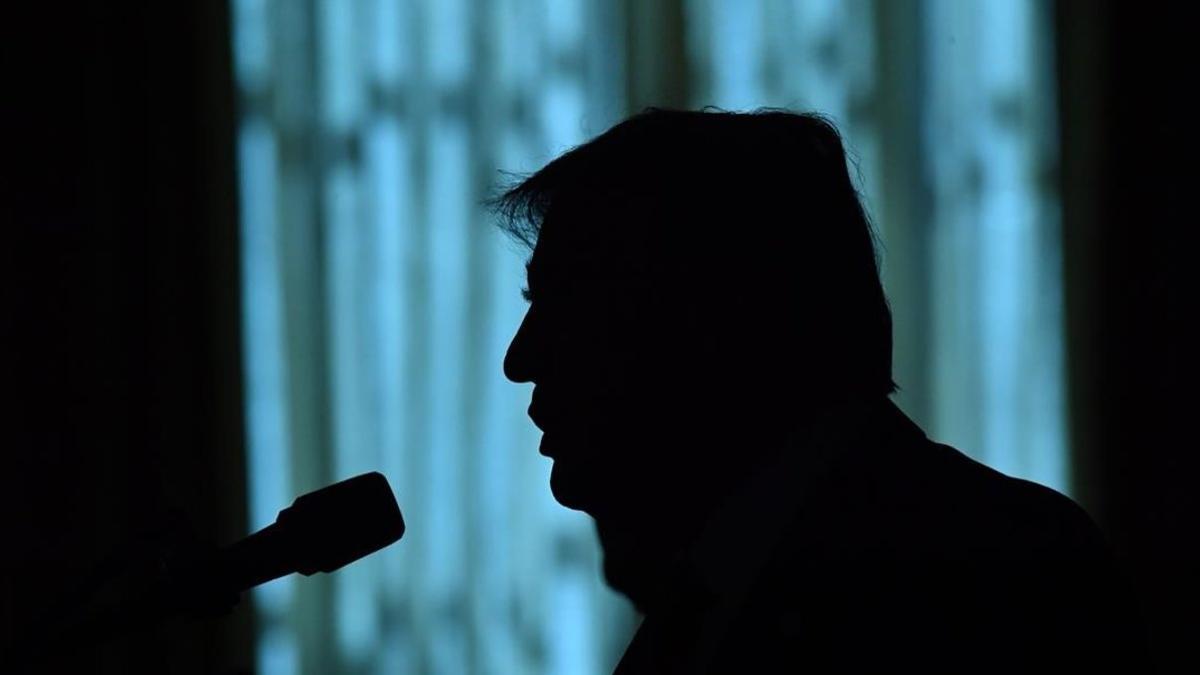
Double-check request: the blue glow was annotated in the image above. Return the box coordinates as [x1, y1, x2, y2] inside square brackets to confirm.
[325, 161, 383, 661]
[319, 0, 363, 131]
[236, 118, 295, 617]
[368, 0, 409, 84]
[692, 0, 1067, 493]
[257, 626, 299, 675]
[546, 564, 596, 675]
[231, 0, 269, 90]
[232, 1, 1066, 673]
[426, 0, 469, 85]
[920, 0, 1066, 492]
[367, 117, 414, 604]
[424, 118, 470, 600]
[707, 0, 762, 110]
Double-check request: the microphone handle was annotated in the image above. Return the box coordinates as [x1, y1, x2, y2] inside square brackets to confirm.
[218, 521, 295, 593]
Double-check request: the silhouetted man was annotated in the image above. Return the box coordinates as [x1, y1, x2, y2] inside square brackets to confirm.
[497, 109, 1147, 673]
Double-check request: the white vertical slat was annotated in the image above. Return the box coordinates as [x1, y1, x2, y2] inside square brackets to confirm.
[424, 115, 472, 674]
[318, 0, 365, 133]
[326, 160, 384, 664]
[366, 116, 414, 604]
[237, 118, 299, 672]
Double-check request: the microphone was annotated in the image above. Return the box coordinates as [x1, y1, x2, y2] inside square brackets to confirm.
[215, 471, 406, 594]
[8, 473, 408, 667]
[17, 471, 406, 667]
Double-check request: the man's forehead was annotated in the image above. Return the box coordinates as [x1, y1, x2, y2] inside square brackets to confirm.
[524, 241, 613, 282]
[531, 201, 653, 270]
[526, 236, 649, 291]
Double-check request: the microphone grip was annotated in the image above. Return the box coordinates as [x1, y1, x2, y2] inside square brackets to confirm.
[218, 521, 294, 593]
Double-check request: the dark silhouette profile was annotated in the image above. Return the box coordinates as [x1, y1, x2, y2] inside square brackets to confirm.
[495, 109, 1149, 673]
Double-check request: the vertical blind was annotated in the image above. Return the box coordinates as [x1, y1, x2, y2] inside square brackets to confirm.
[232, 1, 1064, 673]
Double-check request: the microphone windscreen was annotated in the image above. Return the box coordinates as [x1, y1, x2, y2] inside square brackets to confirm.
[276, 472, 405, 575]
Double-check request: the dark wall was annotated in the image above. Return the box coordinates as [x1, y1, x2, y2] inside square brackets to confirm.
[1058, 2, 1197, 673]
[3, 4, 252, 673]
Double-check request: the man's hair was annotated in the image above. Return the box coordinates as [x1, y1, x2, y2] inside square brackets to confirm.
[492, 108, 897, 398]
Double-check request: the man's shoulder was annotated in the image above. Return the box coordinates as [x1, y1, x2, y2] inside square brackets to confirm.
[910, 439, 1105, 552]
[766, 433, 1113, 582]
[719, 439, 1138, 671]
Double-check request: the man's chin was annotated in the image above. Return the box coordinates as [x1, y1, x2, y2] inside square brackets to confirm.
[548, 459, 599, 512]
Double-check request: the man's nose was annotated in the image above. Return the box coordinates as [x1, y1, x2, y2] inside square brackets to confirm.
[504, 309, 538, 383]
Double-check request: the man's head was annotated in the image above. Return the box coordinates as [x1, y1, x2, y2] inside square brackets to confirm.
[495, 109, 894, 610]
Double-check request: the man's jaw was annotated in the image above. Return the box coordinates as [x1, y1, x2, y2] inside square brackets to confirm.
[595, 516, 682, 615]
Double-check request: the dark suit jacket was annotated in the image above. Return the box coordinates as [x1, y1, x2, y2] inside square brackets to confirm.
[615, 400, 1149, 673]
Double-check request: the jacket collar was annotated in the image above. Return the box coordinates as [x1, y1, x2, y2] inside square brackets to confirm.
[679, 397, 926, 606]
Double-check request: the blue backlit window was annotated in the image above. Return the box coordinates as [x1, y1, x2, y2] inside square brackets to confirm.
[233, 2, 1064, 673]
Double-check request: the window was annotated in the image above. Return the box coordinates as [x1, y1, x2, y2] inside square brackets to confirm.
[233, 1, 1064, 673]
